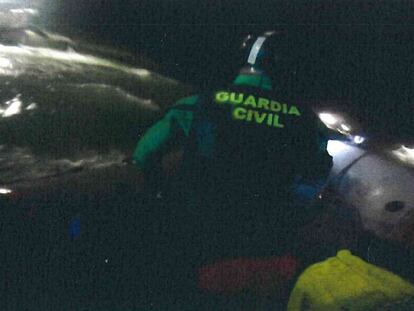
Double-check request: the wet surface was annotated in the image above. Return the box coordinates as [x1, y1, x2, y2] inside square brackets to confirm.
[0, 29, 190, 190]
[0, 29, 198, 310]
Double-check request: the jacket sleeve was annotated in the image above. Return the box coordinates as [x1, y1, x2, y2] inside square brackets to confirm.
[132, 95, 198, 172]
[316, 119, 330, 153]
[287, 250, 414, 311]
[297, 113, 333, 182]
[315, 117, 333, 178]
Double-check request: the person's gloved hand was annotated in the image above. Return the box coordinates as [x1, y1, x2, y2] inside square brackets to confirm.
[291, 175, 325, 207]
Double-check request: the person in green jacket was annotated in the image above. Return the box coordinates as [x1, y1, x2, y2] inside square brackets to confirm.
[132, 31, 333, 291]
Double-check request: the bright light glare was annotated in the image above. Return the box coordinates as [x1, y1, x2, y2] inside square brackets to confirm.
[132, 68, 150, 77]
[26, 102, 37, 110]
[264, 31, 276, 36]
[0, 188, 12, 194]
[0, 45, 152, 78]
[319, 113, 338, 126]
[327, 140, 349, 157]
[3, 96, 22, 117]
[353, 135, 365, 144]
[340, 124, 351, 132]
[0, 57, 12, 68]
[392, 145, 414, 166]
[10, 8, 38, 15]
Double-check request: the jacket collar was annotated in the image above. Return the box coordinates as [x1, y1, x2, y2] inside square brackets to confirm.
[233, 74, 273, 91]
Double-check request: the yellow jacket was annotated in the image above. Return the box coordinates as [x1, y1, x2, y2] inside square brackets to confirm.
[288, 250, 414, 311]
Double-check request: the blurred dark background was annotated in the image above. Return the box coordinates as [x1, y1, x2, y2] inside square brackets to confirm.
[36, 0, 414, 141]
[39, 1, 413, 84]
[0, 3, 413, 310]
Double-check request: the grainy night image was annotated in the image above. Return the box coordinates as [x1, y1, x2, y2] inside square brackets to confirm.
[0, 1, 414, 310]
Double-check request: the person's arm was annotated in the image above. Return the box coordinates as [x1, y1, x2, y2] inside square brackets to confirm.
[291, 113, 333, 210]
[295, 113, 332, 183]
[314, 117, 333, 179]
[133, 113, 179, 171]
[132, 95, 199, 190]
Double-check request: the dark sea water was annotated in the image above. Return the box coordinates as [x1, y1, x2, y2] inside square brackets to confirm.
[0, 6, 198, 310]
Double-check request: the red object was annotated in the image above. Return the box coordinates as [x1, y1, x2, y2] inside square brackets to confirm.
[198, 254, 299, 293]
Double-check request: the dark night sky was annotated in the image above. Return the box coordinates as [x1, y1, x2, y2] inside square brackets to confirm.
[39, 1, 414, 141]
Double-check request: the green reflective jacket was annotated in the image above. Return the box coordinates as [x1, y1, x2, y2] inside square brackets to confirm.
[133, 74, 330, 177]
